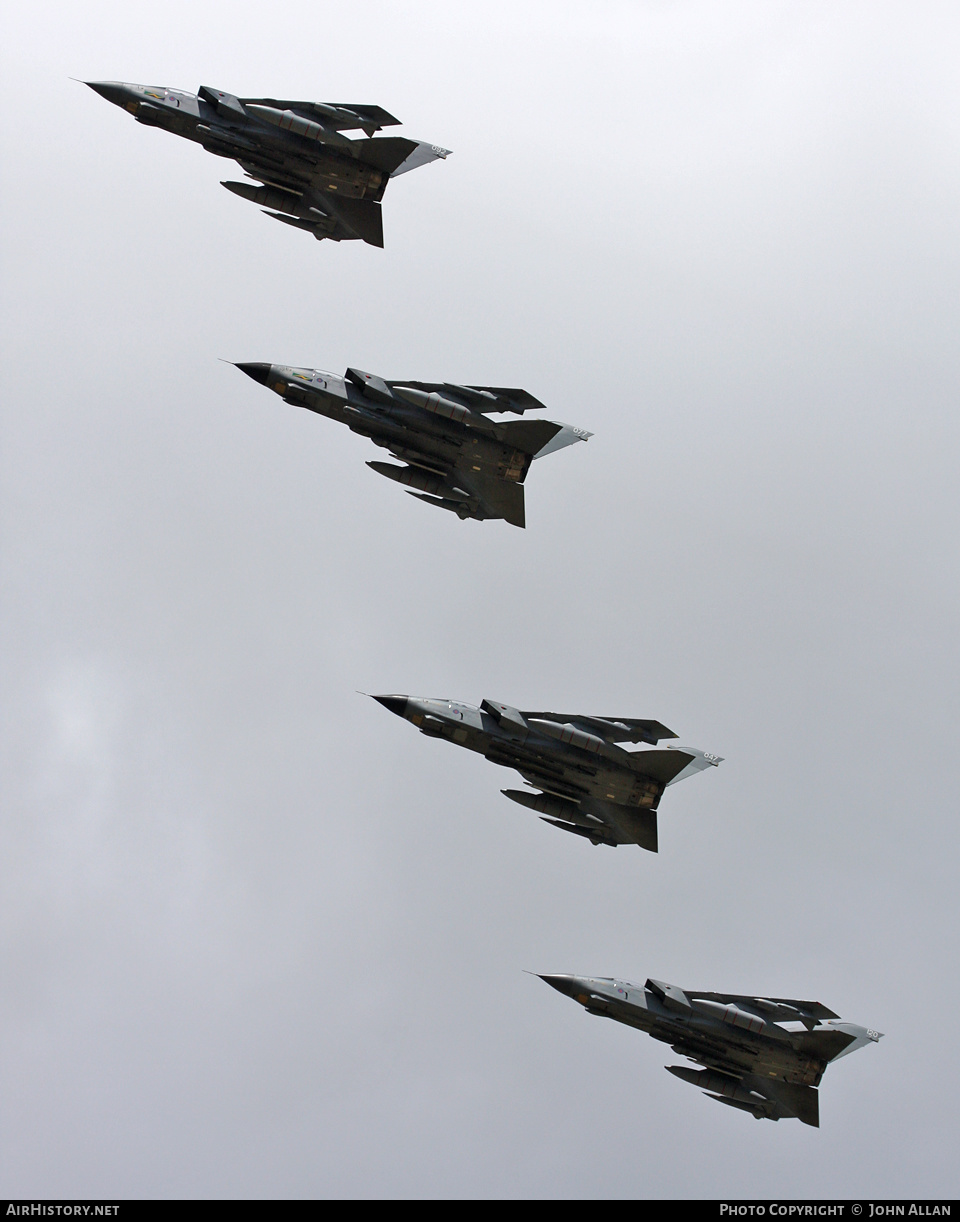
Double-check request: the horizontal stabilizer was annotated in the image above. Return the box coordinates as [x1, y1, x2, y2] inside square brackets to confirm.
[319, 196, 384, 247]
[453, 471, 526, 528]
[759, 1079, 820, 1127]
[592, 804, 658, 852]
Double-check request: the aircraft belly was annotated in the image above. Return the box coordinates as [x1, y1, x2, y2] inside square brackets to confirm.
[400, 433, 461, 467]
[341, 412, 454, 463]
[673, 1032, 820, 1087]
[485, 745, 590, 800]
[451, 436, 504, 477]
[587, 769, 633, 805]
[309, 153, 385, 199]
[448, 437, 533, 485]
[576, 764, 661, 809]
[680, 1041, 756, 1078]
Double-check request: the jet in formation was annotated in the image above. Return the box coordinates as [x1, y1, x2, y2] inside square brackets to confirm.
[372, 696, 719, 850]
[86, 81, 449, 247]
[540, 974, 881, 1125]
[236, 363, 590, 528]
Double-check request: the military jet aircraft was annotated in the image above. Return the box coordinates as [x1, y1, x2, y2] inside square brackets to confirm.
[372, 696, 719, 849]
[539, 973, 881, 1126]
[236, 363, 590, 528]
[85, 81, 449, 247]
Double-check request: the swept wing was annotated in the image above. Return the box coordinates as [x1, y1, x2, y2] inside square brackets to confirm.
[519, 714, 678, 743]
[386, 382, 548, 414]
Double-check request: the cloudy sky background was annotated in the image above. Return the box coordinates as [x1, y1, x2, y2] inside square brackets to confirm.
[2, 0, 958, 1199]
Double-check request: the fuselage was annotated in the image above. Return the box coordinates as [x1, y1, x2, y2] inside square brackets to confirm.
[543, 975, 879, 1086]
[265, 366, 538, 491]
[87, 82, 392, 203]
[236, 363, 590, 527]
[386, 696, 691, 809]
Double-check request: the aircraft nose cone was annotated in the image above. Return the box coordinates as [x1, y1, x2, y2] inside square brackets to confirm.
[373, 695, 408, 718]
[86, 81, 128, 107]
[235, 362, 272, 386]
[538, 974, 579, 998]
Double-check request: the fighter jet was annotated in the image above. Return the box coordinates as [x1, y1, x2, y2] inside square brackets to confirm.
[539, 974, 881, 1126]
[372, 696, 719, 849]
[235, 363, 591, 528]
[85, 81, 450, 247]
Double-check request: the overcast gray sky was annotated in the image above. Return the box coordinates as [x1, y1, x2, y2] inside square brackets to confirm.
[2, 0, 959, 1199]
